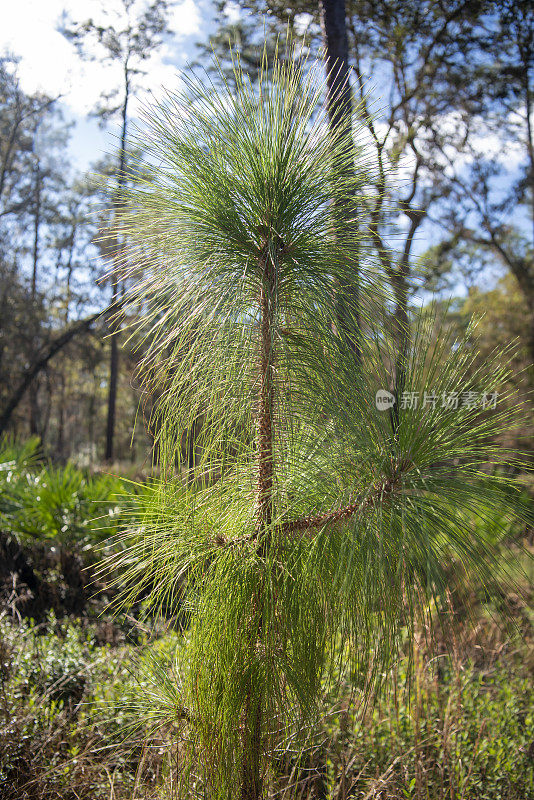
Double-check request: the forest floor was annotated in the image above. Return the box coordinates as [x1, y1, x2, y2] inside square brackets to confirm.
[0, 441, 532, 799]
[1, 551, 532, 800]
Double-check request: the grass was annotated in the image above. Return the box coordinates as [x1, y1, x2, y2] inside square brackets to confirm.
[0, 437, 531, 798]
[0, 586, 531, 799]
[315, 629, 533, 799]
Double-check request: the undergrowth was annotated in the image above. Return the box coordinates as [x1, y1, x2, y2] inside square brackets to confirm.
[0, 438, 531, 798]
[0, 596, 531, 800]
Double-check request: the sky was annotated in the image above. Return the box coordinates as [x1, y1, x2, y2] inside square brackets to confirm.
[3, 1, 524, 174]
[2, 0, 526, 294]
[1, 0, 214, 170]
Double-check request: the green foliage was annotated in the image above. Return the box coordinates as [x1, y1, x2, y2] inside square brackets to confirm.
[2, 612, 531, 800]
[0, 436, 132, 618]
[317, 648, 534, 800]
[12, 610, 94, 702]
[103, 46, 531, 799]
[0, 436, 125, 547]
[0, 613, 161, 800]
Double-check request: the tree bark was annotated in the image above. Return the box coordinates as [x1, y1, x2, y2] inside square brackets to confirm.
[57, 224, 76, 459]
[240, 247, 275, 800]
[390, 274, 410, 430]
[255, 252, 275, 534]
[319, 0, 352, 134]
[105, 327, 120, 460]
[319, 0, 360, 361]
[29, 156, 42, 436]
[105, 68, 130, 462]
[389, 208, 423, 430]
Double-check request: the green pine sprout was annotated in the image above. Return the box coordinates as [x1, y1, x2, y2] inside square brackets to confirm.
[99, 45, 531, 800]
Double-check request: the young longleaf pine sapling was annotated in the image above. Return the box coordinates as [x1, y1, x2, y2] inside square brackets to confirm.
[103, 49, 529, 800]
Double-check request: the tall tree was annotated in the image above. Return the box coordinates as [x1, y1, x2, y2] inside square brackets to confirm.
[0, 56, 55, 224]
[61, 0, 172, 461]
[0, 59, 84, 440]
[202, 1, 500, 381]
[425, 0, 534, 368]
[47, 177, 106, 458]
[319, 0, 361, 360]
[0, 56, 144, 453]
[27, 114, 72, 436]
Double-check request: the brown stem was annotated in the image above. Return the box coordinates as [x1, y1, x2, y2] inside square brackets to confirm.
[215, 475, 405, 549]
[241, 247, 275, 800]
[281, 474, 402, 536]
[255, 252, 275, 534]
[241, 689, 263, 800]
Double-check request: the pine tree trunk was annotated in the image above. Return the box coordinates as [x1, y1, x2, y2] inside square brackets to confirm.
[241, 690, 263, 800]
[29, 158, 41, 437]
[58, 237, 74, 459]
[241, 248, 275, 800]
[57, 370, 66, 459]
[105, 80, 129, 461]
[319, 0, 360, 361]
[105, 328, 119, 461]
[256, 254, 275, 533]
[529, 310, 534, 377]
[391, 272, 409, 431]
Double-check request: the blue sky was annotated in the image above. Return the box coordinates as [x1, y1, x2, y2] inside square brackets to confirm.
[2, 0, 526, 298]
[1, 0, 217, 170]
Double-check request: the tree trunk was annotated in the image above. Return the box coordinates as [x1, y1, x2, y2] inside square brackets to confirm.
[29, 157, 42, 436]
[0, 312, 101, 437]
[389, 209, 423, 430]
[57, 230, 75, 459]
[391, 273, 409, 430]
[57, 370, 66, 459]
[319, 0, 360, 361]
[319, 0, 352, 132]
[240, 247, 275, 800]
[528, 307, 534, 379]
[31, 160, 41, 300]
[255, 252, 275, 534]
[105, 330, 119, 460]
[522, 50, 534, 246]
[105, 74, 129, 461]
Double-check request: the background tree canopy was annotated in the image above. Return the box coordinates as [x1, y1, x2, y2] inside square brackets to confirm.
[0, 0, 532, 462]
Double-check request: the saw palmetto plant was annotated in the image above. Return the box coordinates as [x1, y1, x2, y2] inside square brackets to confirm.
[103, 49, 529, 800]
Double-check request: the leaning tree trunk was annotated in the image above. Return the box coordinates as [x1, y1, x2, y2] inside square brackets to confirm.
[0, 311, 101, 437]
[319, 0, 360, 361]
[241, 245, 276, 800]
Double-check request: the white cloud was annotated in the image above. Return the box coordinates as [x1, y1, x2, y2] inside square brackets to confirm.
[421, 109, 525, 175]
[168, 0, 203, 36]
[1, 0, 202, 117]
